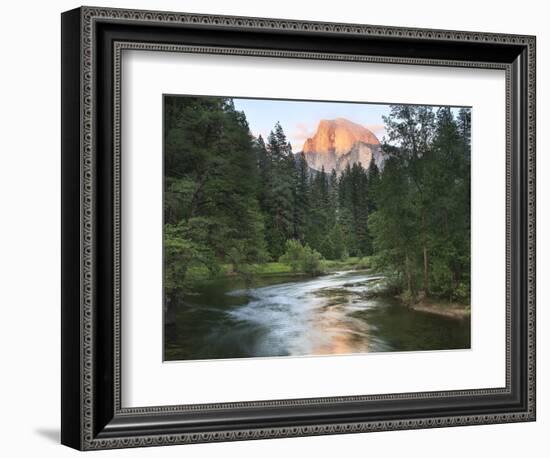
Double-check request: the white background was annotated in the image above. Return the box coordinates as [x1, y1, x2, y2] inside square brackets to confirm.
[123, 52, 506, 406]
[0, 0, 546, 457]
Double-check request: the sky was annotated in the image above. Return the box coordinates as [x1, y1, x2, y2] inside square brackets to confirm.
[233, 98, 391, 153]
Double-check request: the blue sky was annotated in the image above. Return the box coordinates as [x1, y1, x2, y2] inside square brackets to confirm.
[233, 98, 391, 153]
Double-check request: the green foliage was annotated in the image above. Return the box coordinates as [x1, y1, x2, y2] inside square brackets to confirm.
[323, 256, 369, 271]
[451, 281, 470, 303]
[164, 222, 220, 293]
[163, 96, 470, 307]
[294, 153, 310, 242]
[279, 239, 324, 276]
[257, 123, 297, 258]
[164, 96, 267, 299]
[369, 105, 471, 303]
[320, 224, 347, 260]
[301, 245, 324, 276]
[255, 125, 376, 264]
[338, 163, 372, 257]
[279, 239, 305, 273]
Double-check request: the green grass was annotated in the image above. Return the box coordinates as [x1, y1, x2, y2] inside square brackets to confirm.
[185, 257, 372, 283]
[323, 256, 371, 271]
[186, 262, 295, 280]
[185, 264, 230, 281]
[255, 262, 297, 275]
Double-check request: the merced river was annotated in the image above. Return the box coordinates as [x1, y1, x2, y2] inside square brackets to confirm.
[165, 270, 470, 361]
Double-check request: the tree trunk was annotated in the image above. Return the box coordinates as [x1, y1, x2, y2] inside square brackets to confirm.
[423, 245, 429, 295]
[422, 209, 429, 296]
[405, 253, 412, 300]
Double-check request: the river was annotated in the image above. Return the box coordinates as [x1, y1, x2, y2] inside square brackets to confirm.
[164, 270, 470, 361]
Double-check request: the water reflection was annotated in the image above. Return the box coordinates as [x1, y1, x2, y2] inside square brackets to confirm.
[164, 271, 470, 361]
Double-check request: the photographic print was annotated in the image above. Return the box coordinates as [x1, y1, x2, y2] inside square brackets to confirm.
[163, 95, 471, 361]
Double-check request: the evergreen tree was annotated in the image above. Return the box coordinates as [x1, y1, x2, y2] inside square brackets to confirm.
[428, 107, 470, 299]
[370, 104, 470, 302]
[337, 162, 371, 257]
[164, 96, 471, 309]
[163, 96, 267, 318]
[263, 123, 297, 258]
[294, 152, 310, 242]
[367, 160, 380, 214]
[457, 107, 471, 160]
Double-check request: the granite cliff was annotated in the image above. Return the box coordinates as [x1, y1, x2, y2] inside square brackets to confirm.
[301, 118, 384, 174]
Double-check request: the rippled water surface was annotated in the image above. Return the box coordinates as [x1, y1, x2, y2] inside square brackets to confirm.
[164, 271, 470, 361]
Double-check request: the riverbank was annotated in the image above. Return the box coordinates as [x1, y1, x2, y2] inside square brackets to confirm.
[186, 257, 372, 283]
[362, 280, 471, 320]
[186, 262, 470, 322]
[410, 300, 470, 319]
[255, 257, 371, 276]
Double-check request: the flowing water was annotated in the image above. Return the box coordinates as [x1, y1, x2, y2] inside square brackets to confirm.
[164, 270, 470, 361]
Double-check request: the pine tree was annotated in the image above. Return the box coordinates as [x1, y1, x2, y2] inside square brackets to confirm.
[367, 160, 380, 214]
[163, 96, 268, 320]
[263, 123, 297, 258]
[457, 108, 471, 160]
[294, 152, 310, 242]
[370, 104, 470, 303]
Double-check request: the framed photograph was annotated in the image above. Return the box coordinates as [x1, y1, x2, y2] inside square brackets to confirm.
[61, 6, 536, 450]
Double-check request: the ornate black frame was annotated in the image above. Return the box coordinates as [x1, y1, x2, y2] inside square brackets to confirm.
[61, 6, 536, 450]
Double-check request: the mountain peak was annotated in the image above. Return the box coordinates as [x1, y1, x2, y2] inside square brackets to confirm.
[302, 118, 383, 174]
[303, 118, 380, 156]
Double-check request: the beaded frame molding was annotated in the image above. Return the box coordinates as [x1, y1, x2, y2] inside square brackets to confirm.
[61, 6, 536, 451]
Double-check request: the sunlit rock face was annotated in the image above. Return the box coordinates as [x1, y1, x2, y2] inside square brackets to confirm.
[302, 118, 384, 174]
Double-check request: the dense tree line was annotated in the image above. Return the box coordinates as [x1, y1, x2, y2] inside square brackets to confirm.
[164, 96, 267, 312]
[254, 126, 375, 261]
[369, 105, 471, 303]
[164, 96, 471, 310]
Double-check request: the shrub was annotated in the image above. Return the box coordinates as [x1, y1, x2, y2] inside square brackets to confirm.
[279, 239, 324, 276]
[279, 239, 305, 272]
[451, 281, 470, 304]
[301, 245, 324, 276]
